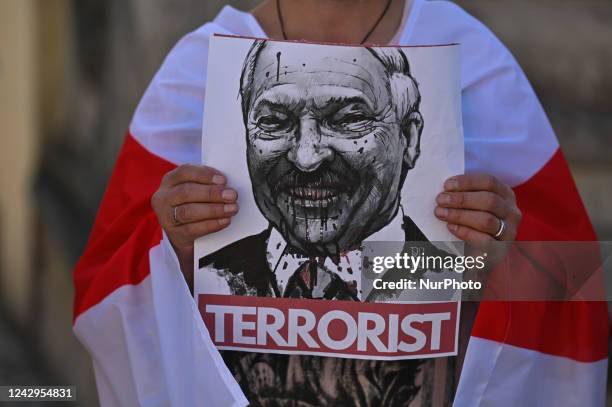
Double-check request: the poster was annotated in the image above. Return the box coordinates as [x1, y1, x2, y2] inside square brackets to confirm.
[195, 35, 464, 405]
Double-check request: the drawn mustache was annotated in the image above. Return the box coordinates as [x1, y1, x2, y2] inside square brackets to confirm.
[270, 158, 359, 199]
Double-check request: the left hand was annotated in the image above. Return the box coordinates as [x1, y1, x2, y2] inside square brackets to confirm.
[434, 173, 522, 242]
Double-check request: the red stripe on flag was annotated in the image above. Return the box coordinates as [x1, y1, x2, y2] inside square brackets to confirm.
[473, 301, 608, 363]
[73, 133, 176, 322]
[472, 149, 608, 362]
[514, 149, 596, 242]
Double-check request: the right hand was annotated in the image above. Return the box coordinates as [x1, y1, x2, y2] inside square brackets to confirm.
[151, 164, 239, 285]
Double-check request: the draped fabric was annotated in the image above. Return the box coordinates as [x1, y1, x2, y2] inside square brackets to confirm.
[73, 2, 607, 406]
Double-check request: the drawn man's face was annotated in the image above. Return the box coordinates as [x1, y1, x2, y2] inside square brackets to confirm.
[245, 44, 421, 255]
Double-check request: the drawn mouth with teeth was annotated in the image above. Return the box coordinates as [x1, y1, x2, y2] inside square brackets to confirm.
[271, 166, 357, 226]
[275, 178, 352, 225]
[285, 184, 340, 208]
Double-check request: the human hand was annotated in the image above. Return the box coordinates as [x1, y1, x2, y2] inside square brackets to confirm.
[151, 164, 239, 284]
[434, 173, 521, 242]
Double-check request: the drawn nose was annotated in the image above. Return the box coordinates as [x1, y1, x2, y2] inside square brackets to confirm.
[288, 117, 333, 172]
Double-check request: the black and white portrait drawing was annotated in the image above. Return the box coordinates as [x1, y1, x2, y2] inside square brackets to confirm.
[241, 39, 425, 256]
[197, 37, 462, 299]
[194, 36, 463, 406]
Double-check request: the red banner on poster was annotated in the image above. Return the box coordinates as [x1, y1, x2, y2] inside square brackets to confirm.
[199, 294, 458, 360]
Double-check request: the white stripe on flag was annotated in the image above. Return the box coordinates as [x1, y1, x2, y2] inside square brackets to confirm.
[74, 243, 248, 407]
[455, 336, 607, 407]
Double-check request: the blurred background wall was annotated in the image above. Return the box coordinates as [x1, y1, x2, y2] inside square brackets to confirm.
[0, 0, 610, 405]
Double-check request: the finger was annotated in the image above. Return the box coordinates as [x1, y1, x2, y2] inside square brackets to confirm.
[436, 191, 508, 218]
[447, 223, 494, 243]
[435, 207, 501, 235]
[163, 164, 226, 186]
[176, 218, 232, 238]
[444, 173, 513, 199]
[173, 202, 239, 224]
[168, 183, 238, 205]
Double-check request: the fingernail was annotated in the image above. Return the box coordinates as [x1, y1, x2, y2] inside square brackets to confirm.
[224, 204, 238, 213]
[218, 218, 230, 225]
[212, 175, 226, 185]
[437, 193, 451, 205]
[445, 179, 459, 191]
[435, 207, 449, 218]
[222, 189, 237, 201]
[448, 224, 458, 232]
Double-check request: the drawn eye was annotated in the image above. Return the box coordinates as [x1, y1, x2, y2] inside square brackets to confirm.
[329, 112, 373, 132]
[336, 114, 370, 125]
[256, 114, 294, 133]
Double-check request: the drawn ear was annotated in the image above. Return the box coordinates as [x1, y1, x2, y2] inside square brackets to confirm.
[402, 111, 423, 169]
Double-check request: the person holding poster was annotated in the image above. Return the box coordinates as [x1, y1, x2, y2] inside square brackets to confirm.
[73, 1, 608, 406]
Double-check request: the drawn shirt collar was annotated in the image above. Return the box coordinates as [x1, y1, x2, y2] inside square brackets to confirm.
[266, 211, 405, 296]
